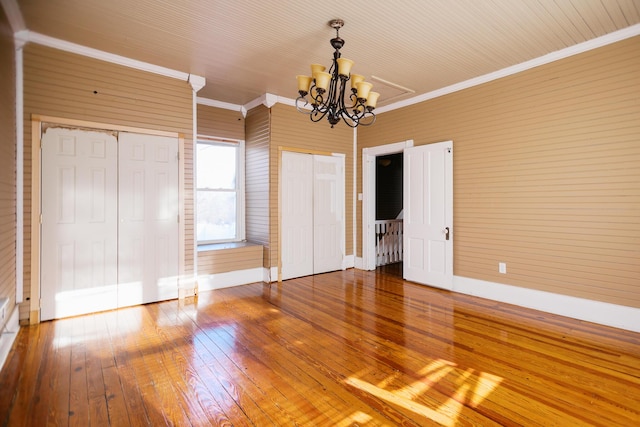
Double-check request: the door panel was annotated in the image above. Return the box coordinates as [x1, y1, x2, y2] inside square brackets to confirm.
[281, 151, 314, 280]
[118, 132, 179, 306]
[41, 127, 119, 320]
[313, 155, 344, 274]
[403, 141, 453, 290]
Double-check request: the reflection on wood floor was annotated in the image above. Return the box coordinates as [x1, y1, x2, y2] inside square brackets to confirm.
[1, 269, 639, 426]
[377, 261, 402, 278]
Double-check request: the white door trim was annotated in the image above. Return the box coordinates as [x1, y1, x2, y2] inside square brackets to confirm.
[362, 140, 414, 271]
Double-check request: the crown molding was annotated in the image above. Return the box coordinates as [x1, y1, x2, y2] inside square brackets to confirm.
[197, 97, 243, 111]
[375, 23, 640, 114]
[23, 31, 204, 87]
[16, 20, 638, 116]
[221, 24, 640, 116]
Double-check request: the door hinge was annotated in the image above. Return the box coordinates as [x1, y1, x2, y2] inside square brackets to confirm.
[177, 214, 180, 223]
[40, 214, 43, 224]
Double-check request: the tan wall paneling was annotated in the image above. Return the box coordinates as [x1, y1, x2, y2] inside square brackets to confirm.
[197, 104, 244, 141]
[245, 106, 271, 268]
[197, 244, 263, 275]
[357, 36, 640, 308]
[0, 8, 17, 325]
[270, 103, 354, 269]
[22, 44, 194, 322]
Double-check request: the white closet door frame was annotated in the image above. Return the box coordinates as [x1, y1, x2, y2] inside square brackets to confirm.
[30, 115, 184, 323]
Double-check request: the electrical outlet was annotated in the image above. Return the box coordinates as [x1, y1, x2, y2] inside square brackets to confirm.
[499, 262, 507, 274]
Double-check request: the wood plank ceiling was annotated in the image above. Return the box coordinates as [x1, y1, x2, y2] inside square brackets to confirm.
[16, 0, 640, 107]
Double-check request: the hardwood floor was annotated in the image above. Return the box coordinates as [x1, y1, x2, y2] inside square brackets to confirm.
[1, 269, 639, 426]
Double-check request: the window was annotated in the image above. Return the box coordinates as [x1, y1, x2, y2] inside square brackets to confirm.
[196, 138, 244, 243]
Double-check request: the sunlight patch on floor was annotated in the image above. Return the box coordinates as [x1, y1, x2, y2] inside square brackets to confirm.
[344, 359, 503, 426]
[335, 411, 374, 426]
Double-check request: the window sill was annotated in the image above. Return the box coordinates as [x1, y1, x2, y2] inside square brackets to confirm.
[198, 241, 261, 252]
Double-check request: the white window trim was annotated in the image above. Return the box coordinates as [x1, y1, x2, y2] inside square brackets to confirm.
[196, 136, 245, 245]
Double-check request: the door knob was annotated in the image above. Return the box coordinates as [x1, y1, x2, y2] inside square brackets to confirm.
[444, 227, 450, 240]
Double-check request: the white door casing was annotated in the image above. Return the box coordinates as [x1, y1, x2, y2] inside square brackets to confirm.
[118, 132, 179, 306]
[362, 140, 414, 270]
[403, 141, 453, 290]
[41, 127, 119, 320]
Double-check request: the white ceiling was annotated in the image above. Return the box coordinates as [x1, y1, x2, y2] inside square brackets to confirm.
[12, 0, 640, 108]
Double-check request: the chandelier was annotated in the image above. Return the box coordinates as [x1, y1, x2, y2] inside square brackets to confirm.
[296, 19, 379, 128]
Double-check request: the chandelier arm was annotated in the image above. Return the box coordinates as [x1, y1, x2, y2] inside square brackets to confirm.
[336, 77, 358, 127]
[295, 96, 313, 115]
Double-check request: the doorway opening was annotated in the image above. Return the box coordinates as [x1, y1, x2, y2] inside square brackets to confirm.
[375, 152, 403, 277]
[362, 139, 413, 272]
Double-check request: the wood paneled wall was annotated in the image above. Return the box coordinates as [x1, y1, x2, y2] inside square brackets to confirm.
[22, 44, 194, 322]
[245, 106, 271, 267]
[197, 244, 263, 275]
[358, 36, 640, 308]
[197, 104, 244, 140]
[270, 104, 354, 267]
[0, 8, 16, 323]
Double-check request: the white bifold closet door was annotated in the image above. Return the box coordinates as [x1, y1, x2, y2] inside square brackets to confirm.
[117, 132, 179, 308]
[40, 127, 179, 320]
[281, 151, 344, 281]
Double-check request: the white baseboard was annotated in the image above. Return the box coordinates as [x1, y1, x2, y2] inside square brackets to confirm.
[354, 257, 364, 270]
[0, 305, 20, 371]
[198, 267, 264, 292]
[454, 276, 640, 333]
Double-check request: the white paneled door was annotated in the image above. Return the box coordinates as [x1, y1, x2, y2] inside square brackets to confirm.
[117, 132, 179, 307]
[403, 141, 453, 290]
[281, 152, 314, 280]
[313, 154, 345, 274]
[41, 127, 119, 320]
[41, 127, 179, 320]
[281, 151, 344, 281]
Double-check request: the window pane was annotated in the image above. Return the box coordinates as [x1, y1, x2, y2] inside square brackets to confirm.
[197, 191, 237, 241]
[197, 144, 236, 189]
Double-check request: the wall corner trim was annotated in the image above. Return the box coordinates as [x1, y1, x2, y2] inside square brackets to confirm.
[14, 30, 28, 49]
[453, 276, 640, 333]
[188, 74, 206, 92]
